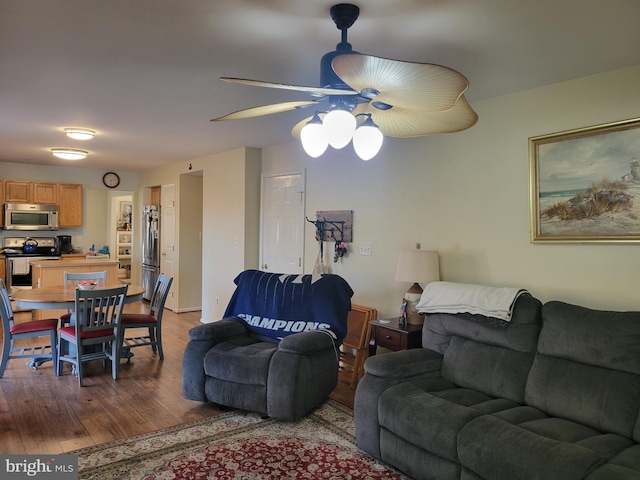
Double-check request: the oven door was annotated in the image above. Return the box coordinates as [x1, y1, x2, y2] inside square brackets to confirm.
[6, 256, 33, 290]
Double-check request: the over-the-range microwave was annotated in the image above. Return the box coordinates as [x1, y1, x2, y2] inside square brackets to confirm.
[2, 203, 59, 230]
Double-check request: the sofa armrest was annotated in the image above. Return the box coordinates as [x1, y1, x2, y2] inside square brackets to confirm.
[182, 317, 249, 402]
[363, 348, 443, 379]
[188, 317, 249, 342]
[355, 348, 444, 459]
[278, 330, 337, 354]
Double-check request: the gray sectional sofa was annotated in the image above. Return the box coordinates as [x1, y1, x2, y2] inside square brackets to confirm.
[354, 295, 640, 480]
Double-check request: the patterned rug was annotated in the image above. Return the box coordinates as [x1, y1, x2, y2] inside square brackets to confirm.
[73, 400, 411, 479]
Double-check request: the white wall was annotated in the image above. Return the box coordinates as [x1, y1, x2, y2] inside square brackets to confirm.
[262, 64, 640, 316]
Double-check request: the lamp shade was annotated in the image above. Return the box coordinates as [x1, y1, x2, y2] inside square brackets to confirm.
[395, 249, 440, 284]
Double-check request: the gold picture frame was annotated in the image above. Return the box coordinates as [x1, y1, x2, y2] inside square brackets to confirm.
[529, 117, 640, 243]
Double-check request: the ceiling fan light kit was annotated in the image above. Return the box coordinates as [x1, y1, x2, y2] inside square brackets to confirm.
[211, 3, 478, 161]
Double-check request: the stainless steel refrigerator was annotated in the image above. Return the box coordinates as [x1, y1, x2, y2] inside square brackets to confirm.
[141, 205, 160, 300]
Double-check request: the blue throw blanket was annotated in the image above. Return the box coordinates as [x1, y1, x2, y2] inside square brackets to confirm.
[224, 270, 353, 343]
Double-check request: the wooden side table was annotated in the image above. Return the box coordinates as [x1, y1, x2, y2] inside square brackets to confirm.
[369, 317, 423, 356]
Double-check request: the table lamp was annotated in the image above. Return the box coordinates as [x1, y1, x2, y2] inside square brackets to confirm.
[394, 249, 440, 325]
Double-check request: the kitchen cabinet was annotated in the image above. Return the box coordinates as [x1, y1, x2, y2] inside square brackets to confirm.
[0, 255, 5, 285]
[0, 180, 4, 204]
[58, 183, 83, 227]
[32, 182, 58, 204]
[4, 180, 32, 203]
[29, 258, 119, 319]
[150, 186, 161, 206]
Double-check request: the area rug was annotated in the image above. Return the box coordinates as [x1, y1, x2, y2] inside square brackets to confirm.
[73, 400, 411, 479]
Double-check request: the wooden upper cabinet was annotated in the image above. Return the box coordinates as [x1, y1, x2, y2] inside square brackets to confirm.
[58, 183, 83, 227]
[0, 180, 4, 204]
[150, 186, 161, 205]
[4, 180, 32, 203]
[32, 182, 58, 204]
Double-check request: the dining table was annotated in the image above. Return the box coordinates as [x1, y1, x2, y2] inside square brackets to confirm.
[11, 284, 146, 369]
[11, 283, 145, 310]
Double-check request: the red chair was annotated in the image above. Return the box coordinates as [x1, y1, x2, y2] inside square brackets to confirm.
[0, 279, 59, 377]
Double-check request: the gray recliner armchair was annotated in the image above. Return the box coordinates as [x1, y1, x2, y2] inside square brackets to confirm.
[182, 269, 353, 421]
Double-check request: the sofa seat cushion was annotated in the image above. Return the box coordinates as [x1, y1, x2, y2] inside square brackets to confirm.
[587, 445, 640, 479]
[379, 382, 519, 462]
[458, 413, 635, 480]
[204, 340, 278, 385]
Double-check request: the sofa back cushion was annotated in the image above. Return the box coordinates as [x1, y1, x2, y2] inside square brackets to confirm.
[525, 301, 640, 440]
[424, 294, 542, 403]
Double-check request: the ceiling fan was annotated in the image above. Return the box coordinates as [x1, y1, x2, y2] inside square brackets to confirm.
[211, 3, 478, 160]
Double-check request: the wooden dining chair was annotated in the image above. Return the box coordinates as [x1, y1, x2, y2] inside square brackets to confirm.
[57, 284, 128, 386]
[339, 304, 377, 389]
[59, 271, 108, 325]
[118, 274, 173, 362]
[0, 279, 59, 377]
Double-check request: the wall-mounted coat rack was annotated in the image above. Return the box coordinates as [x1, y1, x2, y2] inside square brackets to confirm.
[307, 210, 353, 270]
[309, 210, 353, 243]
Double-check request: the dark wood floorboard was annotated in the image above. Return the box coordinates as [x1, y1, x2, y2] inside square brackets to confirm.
[0, 302, 355, 454]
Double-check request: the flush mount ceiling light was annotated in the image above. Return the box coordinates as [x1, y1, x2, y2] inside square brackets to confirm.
[64, 128, 95, 140]
[51, 148, 88, 160]
[211, 3, 478, 161]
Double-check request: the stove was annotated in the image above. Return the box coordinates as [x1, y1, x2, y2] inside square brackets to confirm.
[2, 236, 59, 256]
[2, 236, 61, 292]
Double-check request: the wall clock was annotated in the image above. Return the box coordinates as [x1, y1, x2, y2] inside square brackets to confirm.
[102, 171, 120, 188]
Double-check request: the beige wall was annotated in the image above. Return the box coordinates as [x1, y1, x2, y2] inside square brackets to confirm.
[4, 65, 638, 321]
[262, 64, 640, 316]
[137, 147, 261, 321]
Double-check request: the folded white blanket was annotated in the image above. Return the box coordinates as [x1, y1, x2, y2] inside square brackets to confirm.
[416, 281, 528, 322]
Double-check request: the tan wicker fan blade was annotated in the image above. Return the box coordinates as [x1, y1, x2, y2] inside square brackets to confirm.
[332, 54, 469, 112]
[368, 95, 478, 137]
[211, 101, 318, 121]
[221, 77, 357, 96]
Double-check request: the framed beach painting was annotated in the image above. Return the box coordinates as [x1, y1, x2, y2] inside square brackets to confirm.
[529, 117, 640, 243]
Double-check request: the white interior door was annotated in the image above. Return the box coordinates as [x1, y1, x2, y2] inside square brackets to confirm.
[161, 184, 176, 310]
[260, 171, 305, 274]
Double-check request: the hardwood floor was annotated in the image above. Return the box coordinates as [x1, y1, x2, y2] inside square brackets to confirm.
[0, 302, 355, 454]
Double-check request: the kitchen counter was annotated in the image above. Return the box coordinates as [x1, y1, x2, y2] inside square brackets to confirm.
[29, 258, 118, 268]
[29, 259, 120, 319]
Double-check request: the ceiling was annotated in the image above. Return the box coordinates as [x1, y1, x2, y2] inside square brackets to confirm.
[1, 0, 639, 172]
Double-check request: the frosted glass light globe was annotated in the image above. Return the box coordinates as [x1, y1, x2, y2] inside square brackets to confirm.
[323, 109, 356, 149]
[300, 117, 328, 158]
[353, 122, 383, 160]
